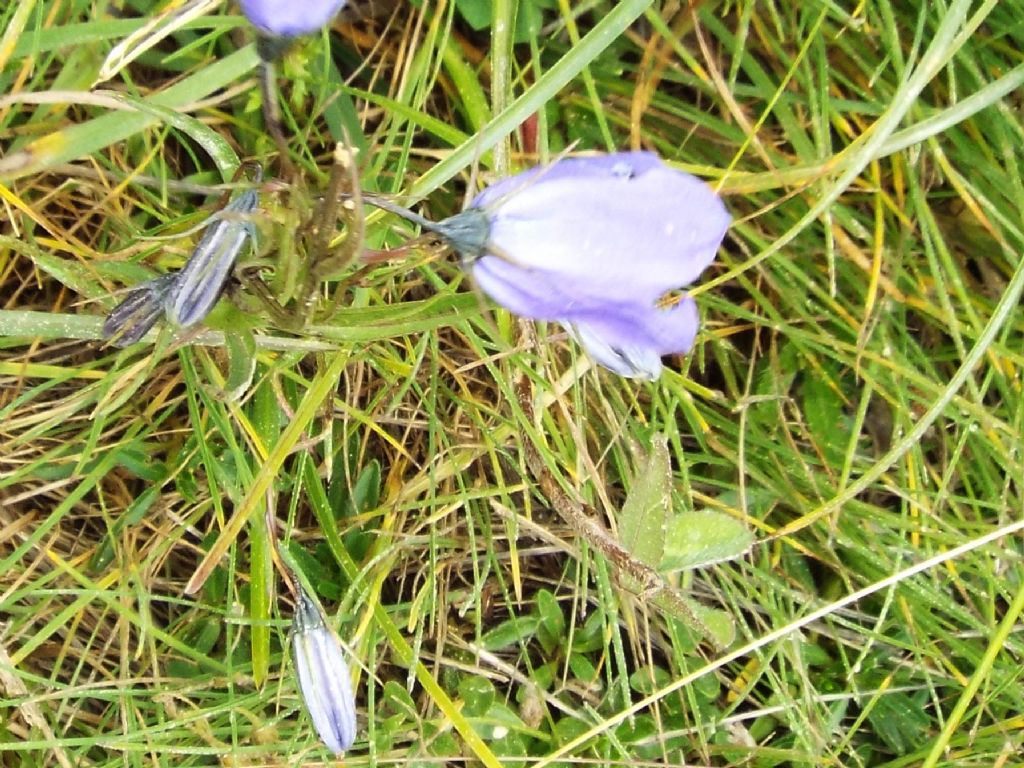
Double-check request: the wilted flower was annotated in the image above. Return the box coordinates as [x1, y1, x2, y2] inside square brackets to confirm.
[371, 152, 730, 379]
[101, 273, 178, 347]
[164, 186, 259, 328]
[291, 585, 357, 754]
[239, 0, 347, 38]
[102, 184, 259, 347]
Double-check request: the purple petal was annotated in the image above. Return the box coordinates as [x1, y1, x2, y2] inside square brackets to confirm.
[166, 189, 258, 328]
[292, 589, 357, 753]
[472, 251, 702, 378]
[569, 298, 701, 380]
[475, 153, 729, 303]
[569, 296, 704, 378]
[472, 151, 666, 209]
[571, 322, 664, 379]
[240, 0, 346, 37]
[470, 255, 611, 320]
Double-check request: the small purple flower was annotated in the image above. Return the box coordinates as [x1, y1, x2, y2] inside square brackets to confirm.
[435, 151, 731, 379]
[239, 0, 347, 37]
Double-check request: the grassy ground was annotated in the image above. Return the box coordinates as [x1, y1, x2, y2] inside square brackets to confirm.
[2, 0, 1024, 765]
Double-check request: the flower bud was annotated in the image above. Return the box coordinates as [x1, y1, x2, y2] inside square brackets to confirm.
[291, 586, 357, 754]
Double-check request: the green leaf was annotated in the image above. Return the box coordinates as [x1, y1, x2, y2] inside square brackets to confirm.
[220, 330, 257, 402]
[454, 0, 490, 30]
[426, 731, 461, 759]
[382, 680, 417, 718]
[351, 460, 381, 514]
[666, 607, 736, 657]
[629, 666, 671, 695]
[688, 602, 736, 649]
[571, 609, 606, 653]
[660, 509, 753, 571]
[249, 368, 283, 450]
[864, 692, 931, 755]
[513, 0, 558, 43]
[183, 617, 221, 655]
[618, 434, 671, 569]
[480, 615, 540, 651]
[802, 365, 851, 466]
[285, 541, 336, 601]
[535, 589, 565, 655]
[249, 502, 272, 686]
[567, 653, 599, 684]
[458, 676, 496, 717]
[88, 483, 163, 572]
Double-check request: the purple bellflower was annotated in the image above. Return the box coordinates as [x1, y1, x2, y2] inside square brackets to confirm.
[372, 152, 730, 379]
[239, 0, 347, 38]
[291, 584, 357, 754]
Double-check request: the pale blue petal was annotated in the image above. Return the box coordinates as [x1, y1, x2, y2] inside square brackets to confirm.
[307, 629, 357, 752]
[569, 298, 700, 380]
[470, 255, 610, 320]
[456, 152, 726, 379]
[240, 0, 347, 37]
[165, 189, 258, 328]
[571, 322, 664, 380]
[477, 154, 729, 303]
[473, 249, 702, 378]
[473, 151, 666, 209]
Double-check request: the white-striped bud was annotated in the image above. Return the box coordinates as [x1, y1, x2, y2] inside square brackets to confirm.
[290, 586, 357, 754]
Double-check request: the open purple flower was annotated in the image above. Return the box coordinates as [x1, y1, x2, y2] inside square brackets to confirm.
[239, 0, 347, 38]
[422, 151, 730, 379]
